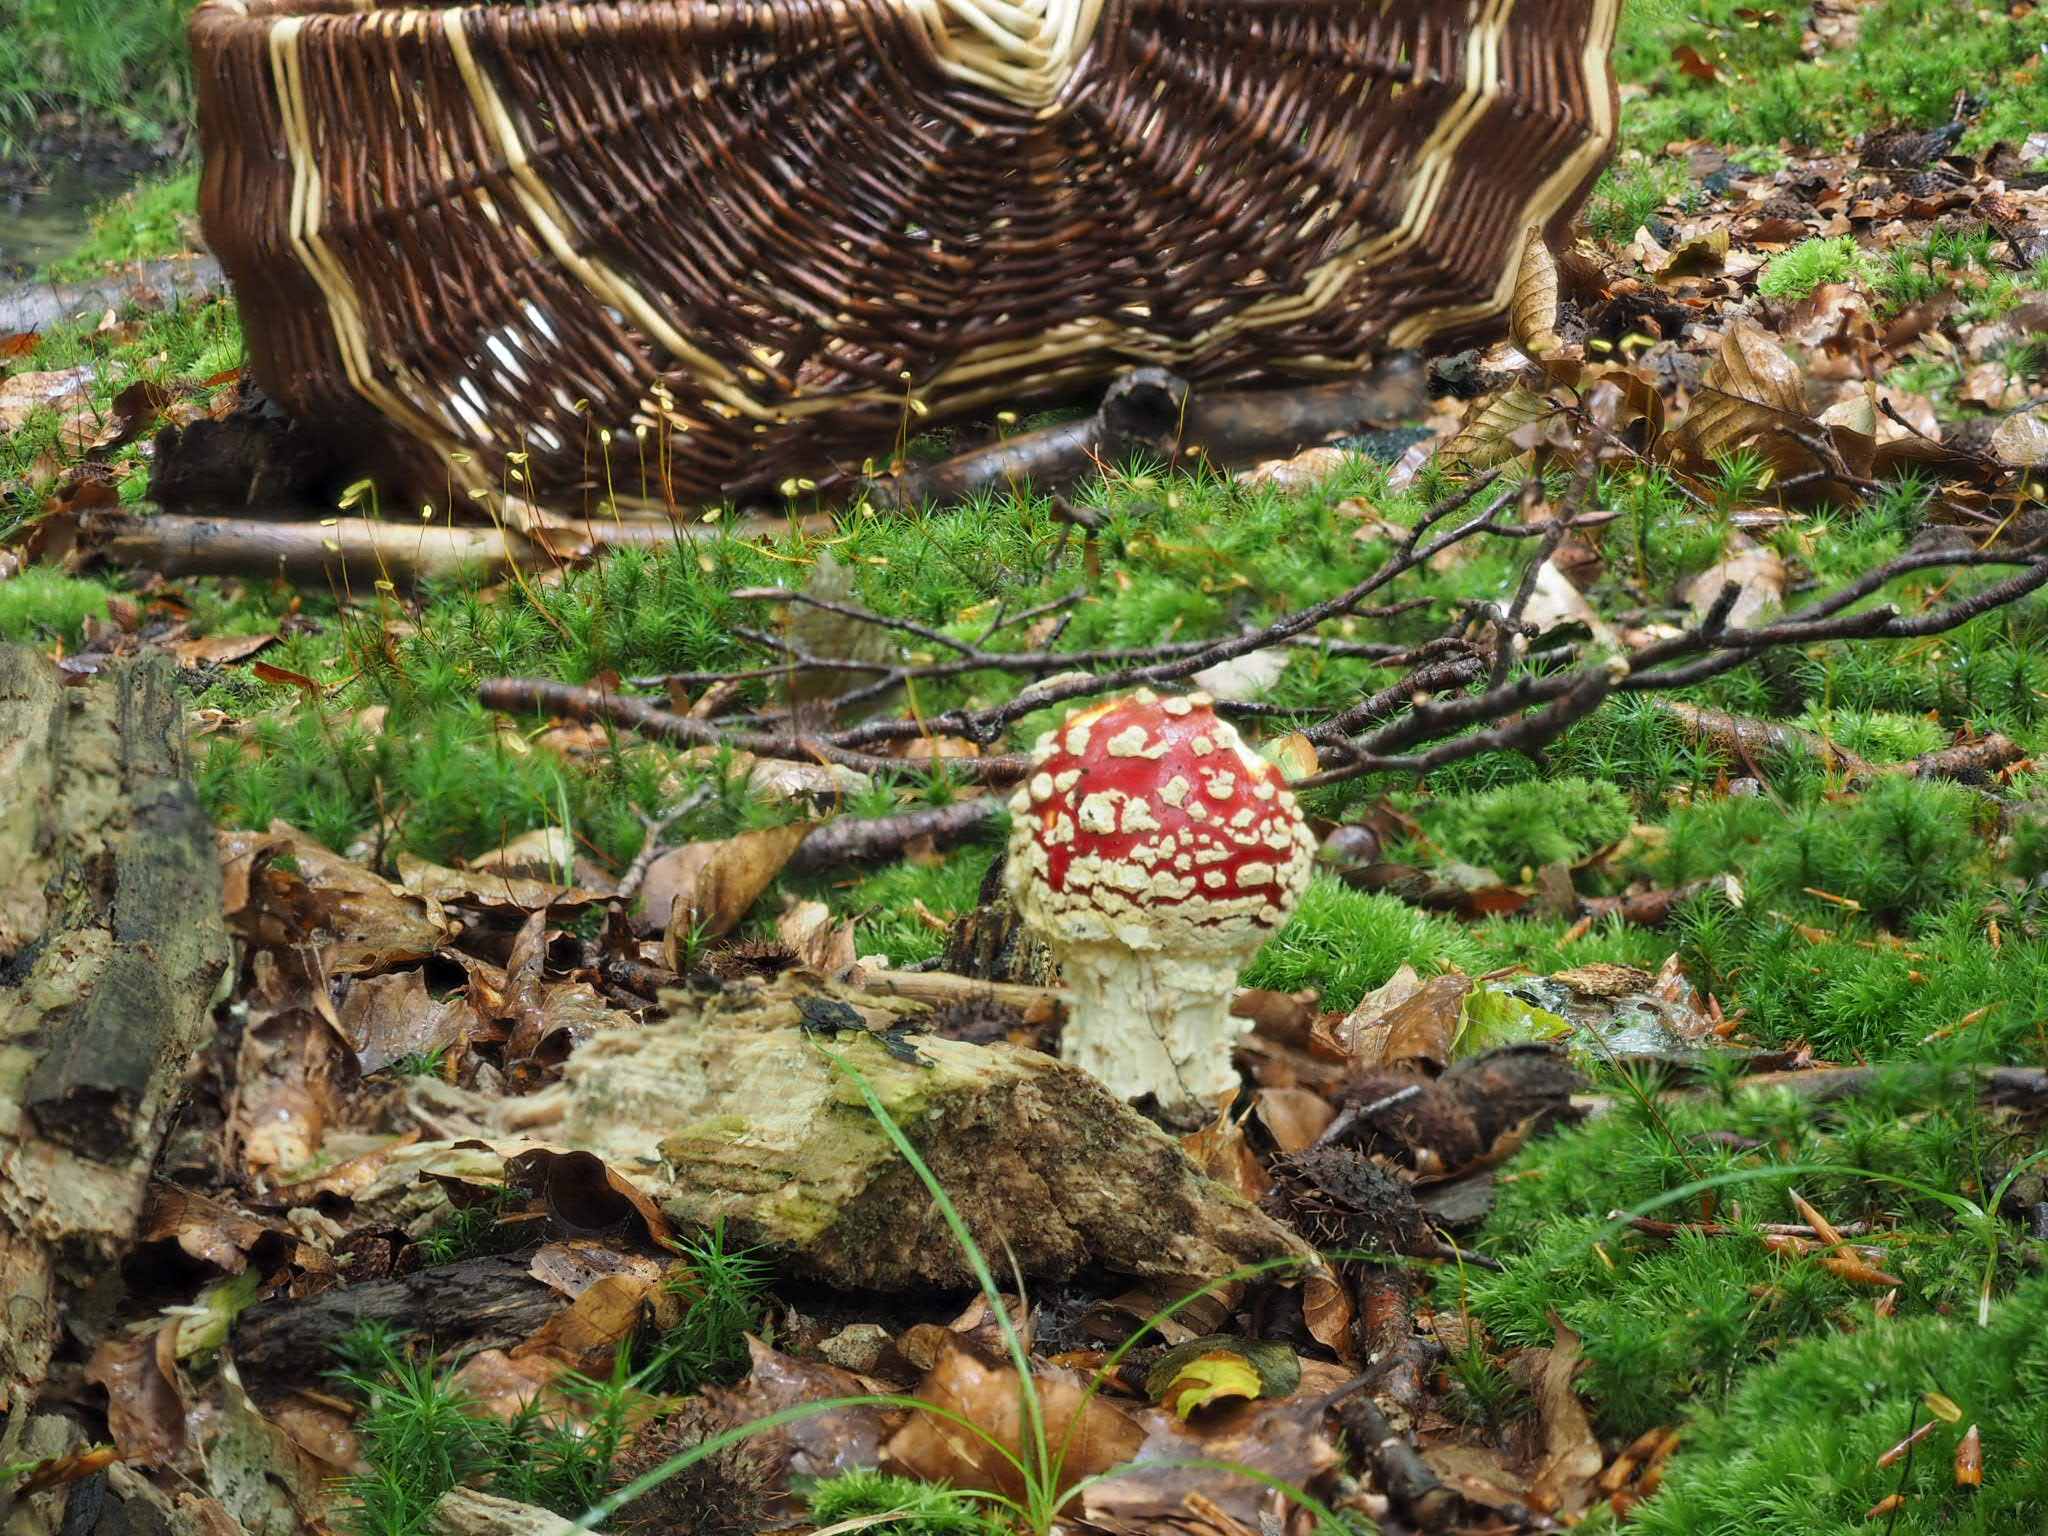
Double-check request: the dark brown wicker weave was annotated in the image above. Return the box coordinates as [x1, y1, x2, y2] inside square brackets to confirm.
[191, 0, 1618, 514]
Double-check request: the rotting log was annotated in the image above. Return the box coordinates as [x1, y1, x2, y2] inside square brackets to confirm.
[0, 647, 229, 1434]
[494, 971, 1311, 1292]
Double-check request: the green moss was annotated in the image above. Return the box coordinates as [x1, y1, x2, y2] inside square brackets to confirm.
[1462, 1076, 2030, 1440]
[804, 1470, 1004, 1536]
[1611, 0, 2048, 158]
[1794, 709, 1948, 764]
[1756, 238, 1879, 302]
[837, 848, 1000, 968]
[0, 569, 112, 647]
[1243, 878, 1489, 1012]
[1628, 1274, 2048, 1535]
[1580, 156, 1690, 244]
[1746, 776, 1987, 928]
[1422, 776, 1633, 874]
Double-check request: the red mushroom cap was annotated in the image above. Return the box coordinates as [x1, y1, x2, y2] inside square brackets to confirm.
[1005, 689, 1314, 949]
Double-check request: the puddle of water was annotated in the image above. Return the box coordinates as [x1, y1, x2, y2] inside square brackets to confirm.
[1, 160, 142, 275]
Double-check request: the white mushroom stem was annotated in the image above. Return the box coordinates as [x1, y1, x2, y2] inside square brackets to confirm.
[1050, 937, 1254, 1112]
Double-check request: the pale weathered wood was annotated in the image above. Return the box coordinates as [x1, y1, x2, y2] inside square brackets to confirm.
[0, 647, 229, 1434]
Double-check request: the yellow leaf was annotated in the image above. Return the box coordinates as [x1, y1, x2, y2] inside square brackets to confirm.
[1159, 1353, 1266, 1418]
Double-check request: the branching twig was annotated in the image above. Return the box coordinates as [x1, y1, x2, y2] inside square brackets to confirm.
[475, 471, 2048, 806]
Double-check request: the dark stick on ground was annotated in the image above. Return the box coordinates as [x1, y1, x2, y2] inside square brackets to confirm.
[869, 360, 1428, 508]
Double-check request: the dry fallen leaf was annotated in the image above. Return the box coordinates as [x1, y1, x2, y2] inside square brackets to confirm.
[642, 821, 814, 939]
[1234, 444, 1352, 491]
[1992, 403, 2048, 467]
[1254, 1087, 1336, 1153]
[705, 1336, 896, 1487]
[0, 365, 96, 431]
[886, 1337, 1145, 1501]
[219, 823, 453, 974]
[1525, 1315, 1605, 1515]
[1671, 323, 1808, 469]
[1684, 532, 1788, 630]
[1523, 559, 1623, 648]
[1510, 224, 1564, 359]
[138, 1184, 288, 1275]
[398, 851, 607, 913]
[84, 1326, 191, 1469]
[335, 968, 472, 1075]
[778, 898, 859, 975]
[171, 632, 280, 668]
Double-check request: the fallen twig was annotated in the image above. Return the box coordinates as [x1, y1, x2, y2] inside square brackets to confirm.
[477, 678, 1033, 784]
[1651, 700, 2025, 785]
[785, 800, 1003, 871]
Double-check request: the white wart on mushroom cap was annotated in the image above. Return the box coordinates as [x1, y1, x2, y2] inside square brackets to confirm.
[1005, 688, 1315, 1111]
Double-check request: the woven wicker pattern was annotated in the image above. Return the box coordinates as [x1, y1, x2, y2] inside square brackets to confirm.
[191, 0, 1619, 513]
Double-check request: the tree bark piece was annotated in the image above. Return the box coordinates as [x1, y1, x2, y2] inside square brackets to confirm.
[0, 647, 229, 1428]
[231, 1256, 564, 1386]
[495, 973, 1311, 1292]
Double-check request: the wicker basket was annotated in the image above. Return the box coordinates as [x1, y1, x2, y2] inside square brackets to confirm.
[191, 0, 1619, 514]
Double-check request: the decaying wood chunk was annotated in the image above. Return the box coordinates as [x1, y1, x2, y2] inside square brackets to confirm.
[496, 972, 1311, 1291]
[230, 1254, 567, 1388]
[0, 647, 229, 1427]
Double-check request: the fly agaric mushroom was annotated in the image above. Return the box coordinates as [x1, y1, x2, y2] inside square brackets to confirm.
[1005, 689, 1315, 1114]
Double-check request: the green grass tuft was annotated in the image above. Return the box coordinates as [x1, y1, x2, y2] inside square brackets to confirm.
[636, 1220, 775, 1393]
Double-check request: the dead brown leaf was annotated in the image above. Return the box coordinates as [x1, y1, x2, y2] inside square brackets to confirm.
[220, 824, 453, 974]
[1684, 532, 1787, 629]
[397, 849, 607, 914]
[1524, 1315, 1605, 1515]
[84, 1327, 191, 1468]
[0, 365, 95, 431]
[1511, 224, 1563, 358]
[1367, 973, 1476, 1072]
[138, 1184, 288, 1275]
[705, 1336, 897, 1486]
[1079, 1390, 1344, 1528]
[1234, 445, 1352, 491]
[886, 1337, 1145, 1501]
[1316, 964, 1429, 1066]
[1180, 1094, 1273, 1203]
[643, 821, 814, 940]
[1254, 1087, 1336, 1153]
[233, 1004, 348, 1178]
[171, 632, 279, 668]
[1670, 323, 1809, 465]
[335, 968, 473, 1075]
[505, 1147, 675, 1245]
[1993, 403, 2048, 466]
[778, 898, 859, 975]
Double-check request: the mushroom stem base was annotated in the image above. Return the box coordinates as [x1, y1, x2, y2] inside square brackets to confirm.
[1052, 941, 1249, 1114]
